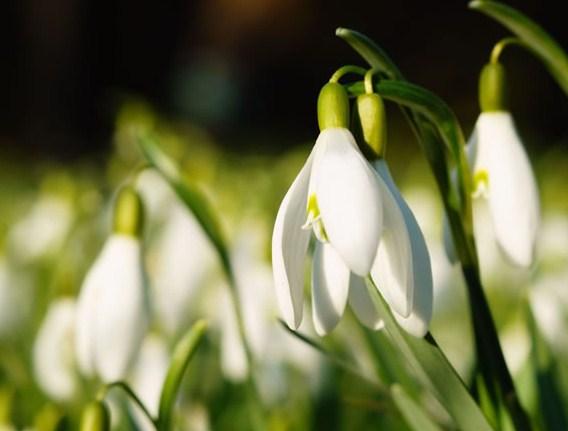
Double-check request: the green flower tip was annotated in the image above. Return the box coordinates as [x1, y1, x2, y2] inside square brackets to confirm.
[479, 62, 507, 112]
[112, 186, 144, 237]
[354, 93, 387, 159]
[318, 82, 350, 131]
[79, 401, 110, 431]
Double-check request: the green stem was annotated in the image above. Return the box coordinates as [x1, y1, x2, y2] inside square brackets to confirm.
[98, 381, 157, 429]
[490, 37, 525, 64]
[329, 65, 367, 83]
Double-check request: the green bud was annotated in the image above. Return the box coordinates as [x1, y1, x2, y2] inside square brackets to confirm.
[317, 82, 350, 131]
[112, 186, 144, 237]
[354, 93, 387, 159]
[479, 62, 507, 112]
[80, 401, 110, 431]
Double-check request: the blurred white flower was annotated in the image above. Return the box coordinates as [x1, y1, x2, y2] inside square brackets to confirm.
[33, 298, 78, 402]
[7, 195, 74, 263]
[530, 270, 568, 354]
[75, 233, 148, 382]
[467, 112, 540, 268]
[272, 127, 432, 336]
[0, 259, 33, 339]
[129, 334, 170, 430]
[213, 226, 320, 397]
[149, 202, 217, 336]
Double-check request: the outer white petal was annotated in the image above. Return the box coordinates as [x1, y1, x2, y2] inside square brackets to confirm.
[76, 235, 149, 382]
[272, 153, 313, 329]
[374, 160, 433, 337]
[311, 128, 382, 276]
[130, 334, 169, 429]
[371, 161, 413, 317]
[75, 260, 99, 377]
[311, 243, 350, 335]
[33, 298, 78, 402]
[348, 275, 384, 330]
[474, 112, 540, 267]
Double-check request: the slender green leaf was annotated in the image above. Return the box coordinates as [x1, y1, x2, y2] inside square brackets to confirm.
[336, 28, 402, 79]
[157, 320, 207, 431]
[138, 134, 232, 276]
[365, 278, 493, 431]
[469, 1, 568, 95]
[526, 305, 568, 431]
[391, 384, 443, 431]
[278, 320, 383, 391]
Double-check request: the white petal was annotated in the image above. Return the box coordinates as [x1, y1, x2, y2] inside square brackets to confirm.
[76, 235, 149, 382]
[272, 153, 313, 329]
[374, 160, 433, 337]
[371, 161, 413, 317]
[311, 243, 350, 335]
[34, 298, 78, 402]
[311, 128, 382, 276]
[474, 112, 540, 267]
[348, 275, 384, 330]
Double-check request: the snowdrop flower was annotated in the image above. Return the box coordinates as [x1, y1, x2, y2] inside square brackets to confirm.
[0, 259, 33, 339]
[75, 186, 149, 382]
[33, 298, 78, 402]
[7, 194, 74, 263]
[148, 201, 217, 336]
[467, 62, 540, 268]
[273, 81, 432, 337]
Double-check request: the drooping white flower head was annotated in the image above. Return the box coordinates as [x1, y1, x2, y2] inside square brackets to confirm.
[272, 83, 432, 337]
[75, 186, 149, 382]
[468, 111, 540, 268]
[33, 298, 78, 402]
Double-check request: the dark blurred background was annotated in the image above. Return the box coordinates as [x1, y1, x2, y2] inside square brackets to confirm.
[2, 0, 567, 161]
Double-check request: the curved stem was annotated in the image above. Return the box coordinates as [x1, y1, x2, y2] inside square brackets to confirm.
[98, 381, 157, 429]
[364, 69, 379, 94]
[490, 37, 526, 63]
[329, 65, 367, 83]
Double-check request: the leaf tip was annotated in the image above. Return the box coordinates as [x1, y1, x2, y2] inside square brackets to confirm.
[335, 27, 350, 39]
[468, 0, 483, 10]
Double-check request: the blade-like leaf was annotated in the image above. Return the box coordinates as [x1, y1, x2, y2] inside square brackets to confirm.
[526, 305, 568, 431]
[138, 134, 232, 276]
[391, 384, 443, 431]
[157, 320, 207, 431]
[365, 278, 493, 431]
[469, 0, 568, 96]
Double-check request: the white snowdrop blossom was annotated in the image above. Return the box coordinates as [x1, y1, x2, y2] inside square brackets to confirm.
[467, 112, 540, 268]
[75, 187, 149, 382]
[272, 83, 432, 337]
[33, 298, 78, 402]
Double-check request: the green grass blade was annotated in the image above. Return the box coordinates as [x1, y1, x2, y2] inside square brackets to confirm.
[469, 0, 568, 95]
[391, 384, 443, 431]
[365, 278, 494, 431]
[157, 320, 207, 431]
[138, 134, 232, 277]
[526, 305, 568, 431]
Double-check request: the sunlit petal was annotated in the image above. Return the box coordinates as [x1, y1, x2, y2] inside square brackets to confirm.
[374, 160, 432, 336]
[371, 161, 413, 317]
[474, 112, 540, 267]
[272, 153, 313, 329]
[311, 128, 382, 276]
[348, 275, 384, 330]
[311, 243, 350, 335]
